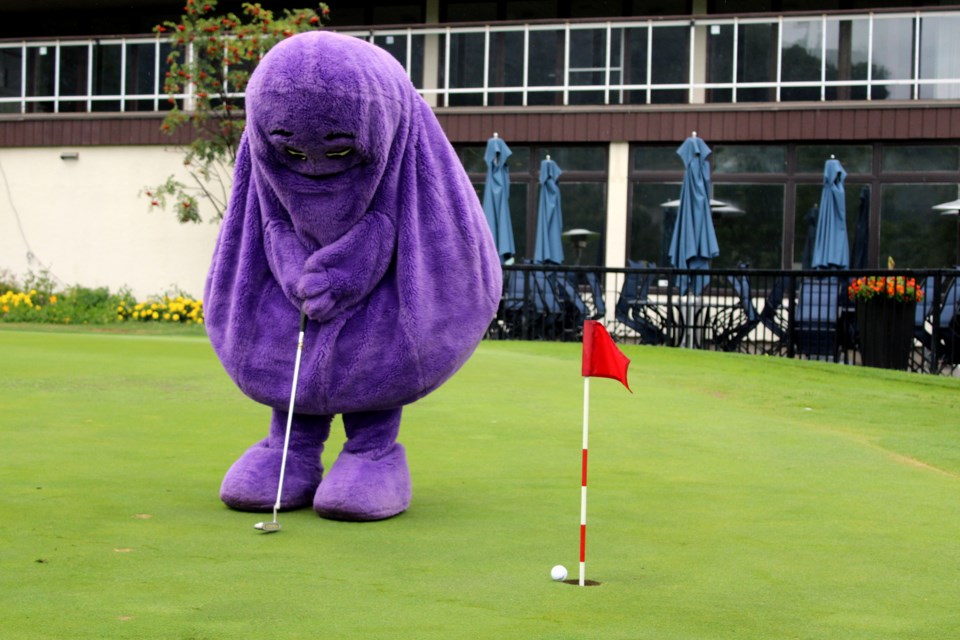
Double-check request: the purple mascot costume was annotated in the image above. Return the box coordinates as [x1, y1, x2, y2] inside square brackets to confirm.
[205, 31, 502, 521]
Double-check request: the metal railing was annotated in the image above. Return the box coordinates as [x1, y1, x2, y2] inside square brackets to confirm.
[488, 264, 960, 375]
[3, 8, 960, 114]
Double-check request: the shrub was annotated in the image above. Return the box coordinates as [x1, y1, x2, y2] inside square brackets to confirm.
[0, 272, 203, 326]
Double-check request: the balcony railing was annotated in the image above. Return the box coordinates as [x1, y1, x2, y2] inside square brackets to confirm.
[490, 264, 960, 376]
[2, 8, 960, 114]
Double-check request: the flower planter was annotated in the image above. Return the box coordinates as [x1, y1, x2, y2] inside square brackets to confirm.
[856, 299, 916, 370]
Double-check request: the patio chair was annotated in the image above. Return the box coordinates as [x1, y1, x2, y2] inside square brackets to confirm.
[913, 274, 960, 372]
[614, 261, 679, 345]
[794, 277, 842, 360]
[707, 274, 788, 353]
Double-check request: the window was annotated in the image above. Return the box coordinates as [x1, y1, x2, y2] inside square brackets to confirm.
[460, 144, 607, 264]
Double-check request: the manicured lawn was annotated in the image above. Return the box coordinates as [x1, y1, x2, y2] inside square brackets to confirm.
[1, 328, 958, 639]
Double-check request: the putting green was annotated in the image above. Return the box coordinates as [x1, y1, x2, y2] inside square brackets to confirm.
[1, 329, 958, 639]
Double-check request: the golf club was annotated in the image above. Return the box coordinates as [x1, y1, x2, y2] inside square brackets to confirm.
[254, 309, 308, 534]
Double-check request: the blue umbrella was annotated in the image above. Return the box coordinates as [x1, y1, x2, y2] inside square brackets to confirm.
[534, 157, 564, 265]
[850, 186, 870, 269]
[811, 157, 849, 269]
[482, 134, 516, 264]
[668, 135, 719, 295]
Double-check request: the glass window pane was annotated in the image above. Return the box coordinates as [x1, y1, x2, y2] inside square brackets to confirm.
[736, 23, 777, 103]
[919, 15, 960, 100]
[622, 26, 648, 105]
[781, 19, 822, 83]
[25, 45, 55, 112]
[713, 145, 787, 174]
[0, 47, 23, 102]
[458, 145, 487, 175]
[824, 18, 871, 101]
[630, 182, 681, 265]
[541, 146, 606, 172]
[93, 45, 123, 96]
[797, 145, 872, 174]
[557, 182, 606, 265]
[871, 16, 914, 100]
[488, 31, 524, 106]
[510, 182, 530, 260]
[527, 30, 562, 106]
[568, 28, 607, 106]
[58, 45, 88, 97]
[26, 46, 55, 97]
[650, 25, 688, 104]
[374, 33, 422, 87]
[446, 32, 485, 107]
[706, 23, 734, 103]
[880, 184, 958, 268]
[882, 146, 960, 173]
[780, 19, 823, 102]
[712, 184, 784, 269]
[633, 145, 683, 172]
[125, 43, 156, 97]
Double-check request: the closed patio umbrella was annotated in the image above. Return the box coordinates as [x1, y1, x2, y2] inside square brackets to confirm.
[811, 157, 849, 269]
[534, 156, 564, 264]
[851, 186, 870, 269]
[668, 134, 718, 296]
[482, 133, 516, 264]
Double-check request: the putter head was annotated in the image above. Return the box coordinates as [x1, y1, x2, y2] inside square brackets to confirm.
[253, 521, 281, 533]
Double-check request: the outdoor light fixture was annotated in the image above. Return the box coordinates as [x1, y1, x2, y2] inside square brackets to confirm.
[932, 198, 960, 213]
[59, 151, 79, 160]
[932, 198, 960, 265]
[562, 228, 600, 264]
[660, 198, 744, 217]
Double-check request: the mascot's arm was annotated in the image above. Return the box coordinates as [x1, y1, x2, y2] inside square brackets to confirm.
[296, 211, 396, 322]
[262, 217, 311, 309]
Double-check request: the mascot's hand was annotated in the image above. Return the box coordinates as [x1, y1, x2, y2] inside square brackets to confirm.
[296, 266, 337, 322]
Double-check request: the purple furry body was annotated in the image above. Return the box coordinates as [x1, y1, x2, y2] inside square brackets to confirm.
[205, 31, 501, 520]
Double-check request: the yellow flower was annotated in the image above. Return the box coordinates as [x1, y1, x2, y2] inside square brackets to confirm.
[49, 295, 57, 304]
[152, 312, 159, 320]
[163, 313, 171, 320]
[132, 311, 140, 319]
[172, 313, 180, 321]
[1, 305, 8, 313]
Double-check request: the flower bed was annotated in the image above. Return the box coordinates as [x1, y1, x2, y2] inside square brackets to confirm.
[0, 271, 203, 326]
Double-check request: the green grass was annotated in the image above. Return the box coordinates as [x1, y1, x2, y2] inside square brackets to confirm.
[1, 329, 959, 639]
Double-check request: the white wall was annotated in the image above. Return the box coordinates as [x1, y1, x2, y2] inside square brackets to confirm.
[0, 146, 221, 299]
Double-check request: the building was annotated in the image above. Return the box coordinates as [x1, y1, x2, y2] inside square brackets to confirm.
[2, 0, 959, 296]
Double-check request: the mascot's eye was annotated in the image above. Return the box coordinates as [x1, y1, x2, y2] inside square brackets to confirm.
[325, 147, 353, 158]
[285, 146, 308, 160]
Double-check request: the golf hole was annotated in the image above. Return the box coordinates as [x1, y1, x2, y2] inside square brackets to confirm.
[562, 579, 602, 586]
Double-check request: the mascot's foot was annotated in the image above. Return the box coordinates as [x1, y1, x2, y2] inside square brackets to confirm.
[220, 438, 322, 512]
[313, 443, 411, 521]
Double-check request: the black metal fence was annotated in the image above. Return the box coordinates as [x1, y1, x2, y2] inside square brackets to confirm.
[486, 264, 960, 375]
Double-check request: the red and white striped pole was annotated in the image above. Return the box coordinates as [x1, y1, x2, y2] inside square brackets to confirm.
[579, 376, 590, 587]
[578, 320, 630, 587]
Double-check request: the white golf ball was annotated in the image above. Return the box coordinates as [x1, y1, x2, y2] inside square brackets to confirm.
[550, 565, 568, 581]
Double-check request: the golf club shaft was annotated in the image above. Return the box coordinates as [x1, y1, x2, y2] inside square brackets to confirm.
[273, 310, 308, 514]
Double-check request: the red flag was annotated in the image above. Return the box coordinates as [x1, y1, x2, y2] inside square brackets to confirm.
[581, 320, 631, 392]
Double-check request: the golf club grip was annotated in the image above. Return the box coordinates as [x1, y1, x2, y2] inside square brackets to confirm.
[299, 309, 307, 333]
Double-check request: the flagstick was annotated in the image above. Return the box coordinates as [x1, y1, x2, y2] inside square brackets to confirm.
[579, 377, 590, 587]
